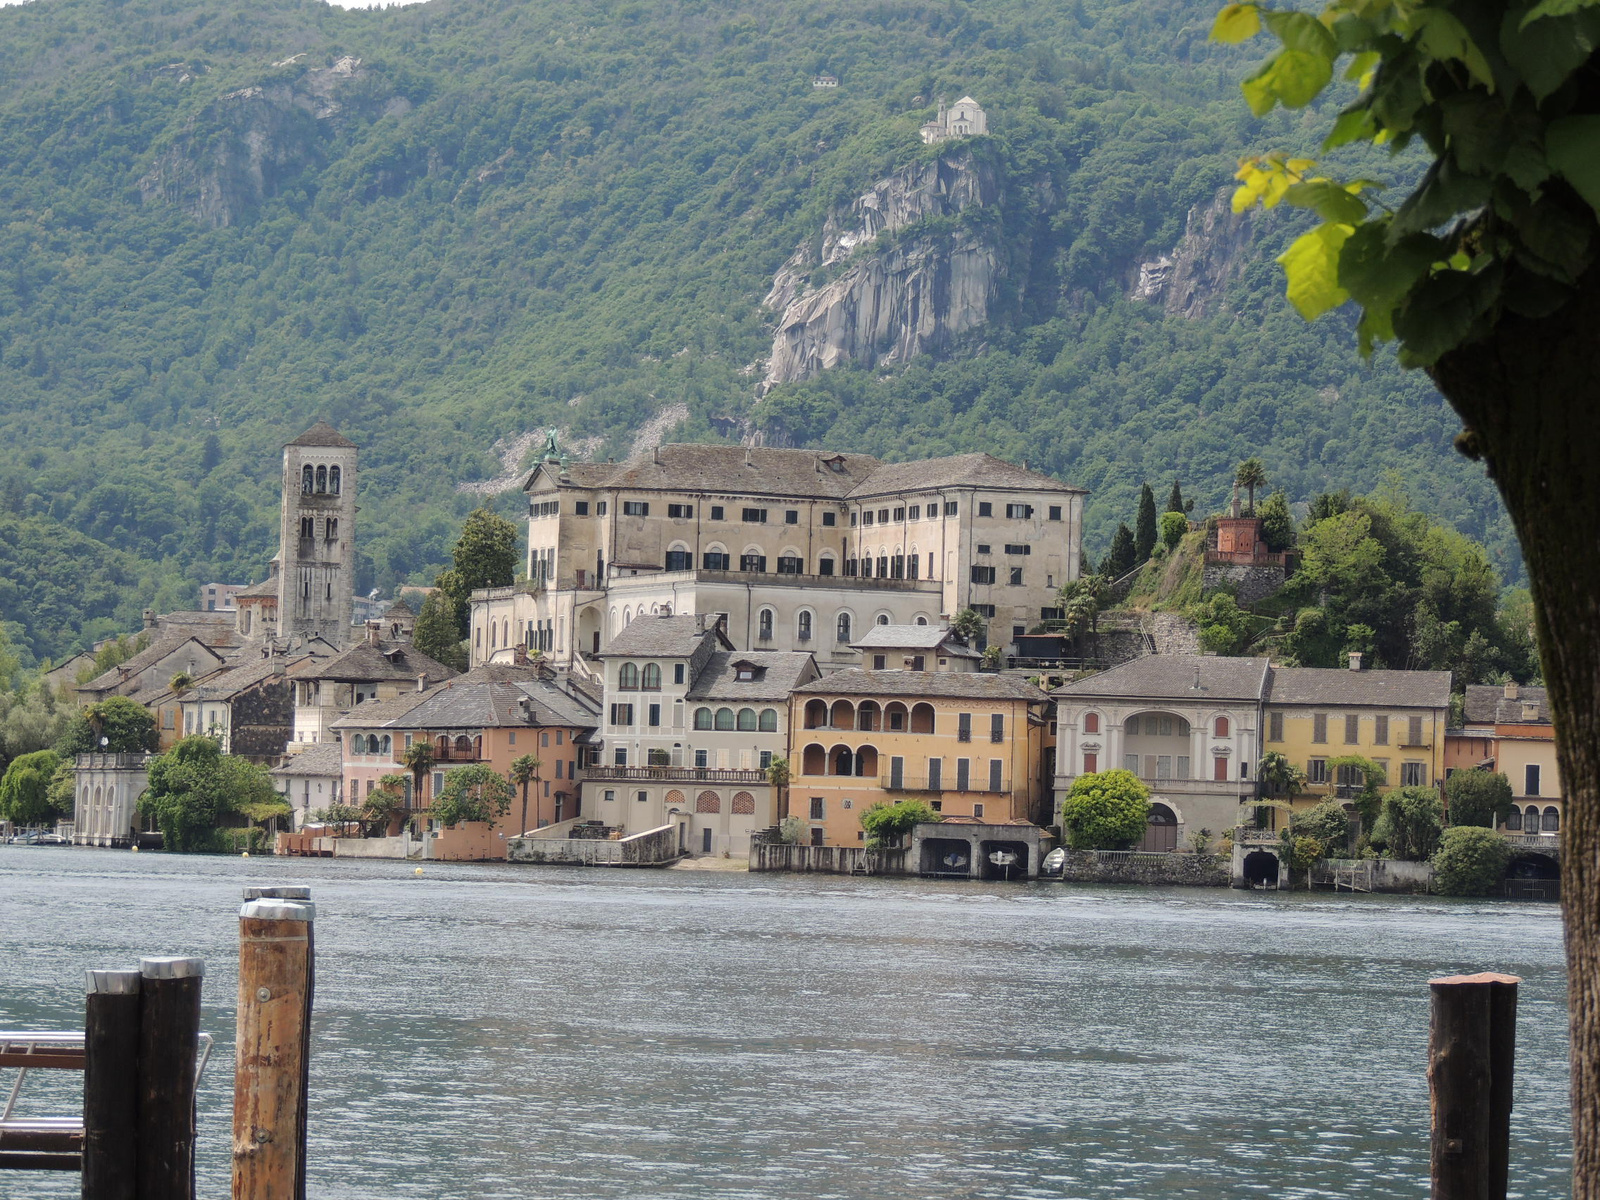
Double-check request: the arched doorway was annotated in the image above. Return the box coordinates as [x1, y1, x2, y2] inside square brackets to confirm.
[1505, 853, 1560, 901]
[1242, 849, 1280, 887]
[1139, 803, 1178, 852]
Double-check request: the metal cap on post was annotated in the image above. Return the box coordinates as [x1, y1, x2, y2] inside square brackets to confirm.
[235, 894, 314, 1200]
[83, 969, 141, 1200]
[241, 886, 312, 901]
[136, 957, 203, 1200]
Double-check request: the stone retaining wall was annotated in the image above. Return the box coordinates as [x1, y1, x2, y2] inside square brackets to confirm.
[1203, 563, 1287, 604]
[1056, 850, 1231, 887]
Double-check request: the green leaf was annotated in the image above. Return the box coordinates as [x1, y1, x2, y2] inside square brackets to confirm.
[1414, 10, 1495, 89]
[1242, 48, 1335, 112]
[1278, 223, 1353, 319]
[1500, 7, 1600, 101]
[1438, 93, 1509, 174]
[1324, 105, 1377, 151]
[1264, 10, 1338, 57]
[1338, 221, 1442, 324]
[1515, 196, 1595, 277]
[1284, 180, 1369, 222]
[1502, 141, 1552, 195]
[1392, 264, 1502, 365]
[1211, 3, 1261, 43]
[1521, 0, 1600, 29]
[1392, 157, 1493, 234]
[1546, 114, 1600, 217]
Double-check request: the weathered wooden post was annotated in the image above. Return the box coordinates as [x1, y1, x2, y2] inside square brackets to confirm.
[135, 956, 203, 1200]
[1429, 971, 1520, 1200]
[82, 968, 141, 1200]
[233, 896, 314, 1200]
[242, 886, 313, 1200]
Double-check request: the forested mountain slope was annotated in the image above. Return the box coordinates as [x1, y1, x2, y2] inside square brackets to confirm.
[0, 0, 1509, 662]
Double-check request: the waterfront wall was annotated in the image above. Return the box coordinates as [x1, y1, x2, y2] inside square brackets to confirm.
[1311, 858, 1435, 893]
[508, 822, 684, 866]
[750, 843, 907, 875]
[1056, 849, 1231, 887]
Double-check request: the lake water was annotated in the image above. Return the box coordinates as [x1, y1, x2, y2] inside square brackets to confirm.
[0, 846, 1571, 1199]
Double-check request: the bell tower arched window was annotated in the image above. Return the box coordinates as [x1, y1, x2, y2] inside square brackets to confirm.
[329, 465, 341, 494]
[315, 465, 327, 493]
[302, 466, 314, 493]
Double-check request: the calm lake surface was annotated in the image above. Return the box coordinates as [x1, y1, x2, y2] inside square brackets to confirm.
[0, 846, 1571, 1199]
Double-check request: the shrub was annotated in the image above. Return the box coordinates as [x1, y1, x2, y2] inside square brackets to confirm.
[139, 736, 284, 853]
[1293, 799, 1350, 855]
[1159, 510, 1189, 551]
[777, 815, 806, 845]
[1433, 826, 1512, 897]
[1061, 768, 1150, 850]
[431, 764, 514, 827]
[1444, 770, 1515, 829]
[55, 696, 157, 756]
[1286, 834, 1324, 874]
[1370, 786, 1443, 862]
[860, 799, 941, 848]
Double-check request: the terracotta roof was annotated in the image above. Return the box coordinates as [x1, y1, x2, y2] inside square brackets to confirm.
[287, 421, 356, 449]
[1463, 684, 1550, 725]
[847, 453, 1086, 498]
[602, 613, 732, 657]
[302, 641, 457, 685]
[1053, 656, 1272, 703]
[795, 668, 1050, 702]
[1268, 667, 1452, 709]
[686, 651, 818, 702]
[270, 742, 345, 778]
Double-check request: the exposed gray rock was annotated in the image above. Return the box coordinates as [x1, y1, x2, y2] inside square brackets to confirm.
[1133, 187, 1259, 319]
[761, 150, 1004, 390]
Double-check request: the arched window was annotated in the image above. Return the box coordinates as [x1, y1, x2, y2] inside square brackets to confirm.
[802, 744, 826, 775]
[301, 465, 314, 493]
[455, 735, 473, 754]
[641, 663, 662, 691]
[1526, 805, 1541, 830]
[915, 615, 928, 625]
[758, 709, 778, 732]
[837, 612, 852, 642]
[694, 707, 713, 730]
[804, 699, 827, 728]
[1214, 716, 1231, 737]
[759, 609, 774, 640]
[1543, 806, 1560, 831]
[502, 619, 510, 647]
[329, 465, 341, 494]
[490, 623, 497, 649]
[797, 611, 813, 641]
[436, 735, 450, 755]
[737, 708, 757, 731]
[380, 734, 392, 756]
[352, 734, 366, 754]
[876, 613, 890, 626]
[1505, 807, 1523, 830]
[315, 465, 327, 493]
[732, 792, 756, 815]
[832, 746, 854, 776]
[1084, 712, 1100, 734]
[618, 663, 640, 690]
[696, 791, 721, 814]
[715, 708, 735, 731]
[472, 735, 482, 758]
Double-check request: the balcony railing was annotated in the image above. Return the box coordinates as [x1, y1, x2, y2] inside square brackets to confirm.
[879, 774, 1006, 794]
[433, 746, 484, 763]
[583, 765, 768, 784]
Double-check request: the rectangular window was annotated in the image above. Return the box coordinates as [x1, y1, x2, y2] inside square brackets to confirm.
[1082, 752, 1097, 774]
[742, 508, 767, 523]
[596, 501, 608, 515]
[822, 511, 837, 527]
[973, 604, 996, 618]
[785, 509, 799, 525]
[889, 756, 905, 788]
[911, 655, 925, 671]
[636, 791, 648, 803]
[956, 759, 971, 790]
[893, 507, 905, 522]
[928, 758, 942, 789]
[873, 654, 887, 670]
[1009, 567, 1024, 586]
[703, 551, 730, 571]
[973, 803, 984, 820]
[1005, 504, 1034, 519]
[694, 749, 708, 768]
[809, 797, 824, 820]
[862, 511, 874, 526]
[554, 759, 563, 779]
[1268, 711, 1284, 741]
[1312, 713, 1328, 743]
[667, 503, 693, 519]
[648, 704, 661, 727]
[603, 789, 616, 804]
[664, 550, 692, 571]
[850, 511, 859, 526]
[970, 565, 997, 584]
[1157, 755, 1171, 780]
[978, 502, 992, 517]
[760, 750, 773, 770]
[1040, 607, 1065, 621]
[609, 703, 633, 727]
[1049, 505, 1062, 520]
[819, 558, 835, 577]
[810, 827, 824, 847]
[1526, 764, 1541, 795]
[777, 555, 804, 575]
[1407, 715, 1425, 745]
[1308, 758, 1328, 784]
[908, 554, 919, 579]
[674, 664, 685, 685]
[1123, 753, 1140, 774]
[575, 501, 590, 515]
[976, 544, 991, 555]
[990, 713, 1004, 743]
[1004, 544, 1031, 556]
[878, 508, 890, 523]
[613, 747, 627, 767]
[1374, 715, 1389, 745]
[945, 501, 958, 516]
[1177, 755, 1190, 779]
[1345, 714, 1360, 744]
[1214, 757, 1228, 782]
[988, 759, 1002, 791]
[1402, 761, 1426, 787]
[710, 505, 725, 520]
[908, 505, 920, 520]
[958, 713, 972, 742]
[740, 554, 767, 573]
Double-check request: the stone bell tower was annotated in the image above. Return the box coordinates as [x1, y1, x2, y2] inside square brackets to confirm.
[278, 422, 357, 649]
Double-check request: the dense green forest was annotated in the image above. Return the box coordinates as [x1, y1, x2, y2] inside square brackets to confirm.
[0, 0, 1513, 665]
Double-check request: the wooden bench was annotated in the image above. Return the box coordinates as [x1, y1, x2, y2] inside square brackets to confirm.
[0, 1033, 86, 1171]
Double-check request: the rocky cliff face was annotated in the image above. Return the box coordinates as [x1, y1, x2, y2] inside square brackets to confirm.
[760, 150, 1004, 391]
[1132, 187, 1258, 319]
[138, 56, 407, 228]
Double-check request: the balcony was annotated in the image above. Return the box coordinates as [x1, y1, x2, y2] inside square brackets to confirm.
[879, 774, 1006, 795]
[433, 746, 484, 764]
[583, 764, 768, 784]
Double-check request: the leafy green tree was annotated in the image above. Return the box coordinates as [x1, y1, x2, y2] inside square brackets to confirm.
[1370, 787, 1443, 863]
[1285, 834, 1325, 877]
[1432, 827, 1513, 898]
[361, 774, 409, 837]
[1444, 770, 1515, 830]
[44, 759, 75, 820]
[1258, 750, 1306, 799]
[951, 608, 987, 647]
[1099, 523, 1136, 579]
[777, 816, 806, 845]
[56, 696, 157, 757]
[438, 508, 520, 637]
[413, 592, 467, 672]
[139, 736, 284, 853]
[1342, 623, 1376, 664]
[0, 625, 19, 693]
[1134, 482, 1158, 563]
[1192, 592, 1256, 655]
[859, 798, 941, 848]
[1328, 754, 1387, 830]
[1061, 768, 1150, 850]
[1258, 490, 1294, 553]
[0, 749, 62, 825]
[1234, 458, 1267, 515]
[431, 764, 514, 827]
[509, 753, 542, 834]
[1293, 798, 1350, 856]
[2, 681, 71, 759]
[1159, 510, 1188, 551]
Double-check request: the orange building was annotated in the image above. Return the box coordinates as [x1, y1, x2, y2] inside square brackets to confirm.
[1446, 682, 1563, 838]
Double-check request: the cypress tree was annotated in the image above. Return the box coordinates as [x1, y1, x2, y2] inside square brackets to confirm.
[1166, 479, 1185, 513]
[1134, 483, 1157, 562]
[1100, 523, 1136, 579]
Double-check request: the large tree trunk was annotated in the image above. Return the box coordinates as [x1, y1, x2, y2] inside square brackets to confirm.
[1431, 275, 1600, 1196]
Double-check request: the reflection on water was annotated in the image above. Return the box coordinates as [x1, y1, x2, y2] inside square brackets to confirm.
[0, 847, 1570, 1199]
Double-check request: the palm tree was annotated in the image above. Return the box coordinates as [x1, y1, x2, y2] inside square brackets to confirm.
[1235, 458, 1268, 516]
[510, 754, 541, 834]
[766, 756, 791, 821]
[400, 738, 436, 816]
[951, 608, 986, 647]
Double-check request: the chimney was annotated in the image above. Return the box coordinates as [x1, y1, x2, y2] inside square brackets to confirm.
[1504, 681, 1519, 700]
[513, 644, 529, 665]
[416, 674, 428, 693]
[143, 609, 157, 632]
[745, 446, 754, 467]
[1348, 651, 1363, 672]
[652, 445, 661, 465]
[1191, 665, 1201, 690]
[366, 621, 381, 647]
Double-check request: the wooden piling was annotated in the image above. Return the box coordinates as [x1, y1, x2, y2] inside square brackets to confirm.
[1428, 971, 1520, 1200]
[232, 898, 314, 1200]
[242, 886, 313, 1200]
[135, 956, 203, 1200]
[82, 968, 141, 1200]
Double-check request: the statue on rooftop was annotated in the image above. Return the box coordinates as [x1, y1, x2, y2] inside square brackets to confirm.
[543, 428, 560, 460]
